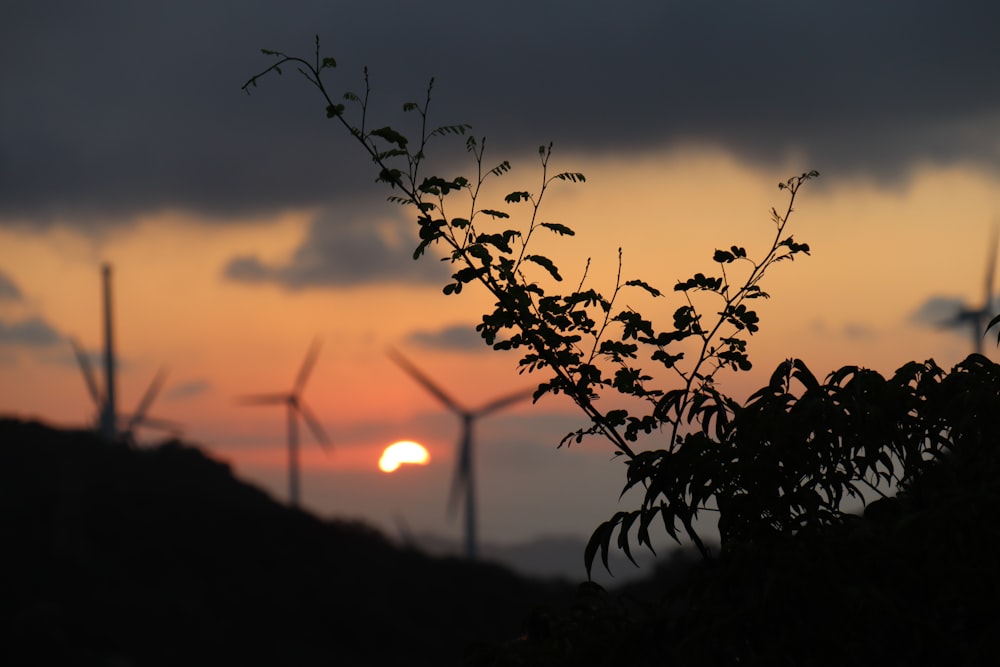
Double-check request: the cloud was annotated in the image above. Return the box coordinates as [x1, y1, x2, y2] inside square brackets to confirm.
[841, 323, 877, 341]
[405, 323, 486, 352]
[0, 271, 23, 301]
[910, 296, 968, 328]
[3, 1, 1000, 230]
[0, 317, 62, 347]
[223, 207, 449, 288]
[165, 379, 212, 401]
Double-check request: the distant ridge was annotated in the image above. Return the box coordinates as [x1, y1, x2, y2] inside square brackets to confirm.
[0, 417, 576, 666]
[409, 532, 682, 586]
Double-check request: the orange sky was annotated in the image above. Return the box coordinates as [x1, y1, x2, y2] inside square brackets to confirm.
[2, 147, 998, 554]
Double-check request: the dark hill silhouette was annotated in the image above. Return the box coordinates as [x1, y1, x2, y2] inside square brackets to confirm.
[0, 418, 577, 666]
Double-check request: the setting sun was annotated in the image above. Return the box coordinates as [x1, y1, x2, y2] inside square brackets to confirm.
[378, 441, 430, 473]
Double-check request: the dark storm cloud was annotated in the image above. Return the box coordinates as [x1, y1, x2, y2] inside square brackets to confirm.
[0, 271, 23, 301]
[0, 317, 62, 346]
[3, 0, 999, 229]
[222, 206, 449, 288]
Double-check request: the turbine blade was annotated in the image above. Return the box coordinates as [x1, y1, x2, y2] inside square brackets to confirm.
[236, 393, 291, 405]
[293, 337, 322, 394]
[130, 367, 168, 426]
[475, 387, 535, 417]
[119, 414, 183, 442]
[297, 400, 330, 449]
[71, 337, 102, 407]
[387, 347, 463, 413]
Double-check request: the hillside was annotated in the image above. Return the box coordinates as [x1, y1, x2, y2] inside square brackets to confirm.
[8, 381, 1000, 667]
[0, 418, 578, 666]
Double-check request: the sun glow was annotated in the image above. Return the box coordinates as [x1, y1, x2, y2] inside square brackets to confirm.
[378, 441, 430, 473]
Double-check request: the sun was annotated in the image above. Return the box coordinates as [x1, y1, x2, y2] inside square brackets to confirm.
[379, 440, 430, 473]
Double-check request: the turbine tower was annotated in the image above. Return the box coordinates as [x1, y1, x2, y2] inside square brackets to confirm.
[942, 225, 999, 356]
[99, 264, 117, 441]
[72, 264, 176, 443]
[388, 348, 533, 560]
[239, 339, 330, 508]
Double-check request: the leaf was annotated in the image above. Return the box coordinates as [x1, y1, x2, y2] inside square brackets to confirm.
[430, 124, 471, 137]
[637, 508, 659, 554]
[600, 341, 640, 362]
[625, 279, 661, 297]
[672, 305, 699, 331]
[615, 310, 655, 340]
[555, 172, 586, 183]
[604, 409, 629, 426]
[490, 161, 512, 176]
[453, 266, 488, 284]
[321, 57, 337, 69]
[988, 313, 1000, 346]
[476, 233, 513, 253]
[779, 236, 811, 256]
[419, 176, 467, 195]
[713, 249, 736, 263]
[540, 222, 575, 236]
[505, 191, 531, 204]
[613, 366, 651, 394]
[480, 209, 510, 219]
[376, 168, 403, 187]
[725, 304, 760, 333]
[743, 285, 771, 299]
[584, 516, 619, 578]
[674, 273, 723, 292]
[652, 350, 684, 369]
[524, 255, 563, 281]
[654, 389, 687, 421]
[369, 126, 409, 148]
[617, 511, 641, 566]
[466, 243, 491, 262]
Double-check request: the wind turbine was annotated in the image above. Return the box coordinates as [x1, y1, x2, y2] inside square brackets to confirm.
[239, 339, 330, 508]
[71, 264, 177, 443]
[72, 337, 176, 443]
[388, 348, 534, 560]
[940, 225, 999, 356]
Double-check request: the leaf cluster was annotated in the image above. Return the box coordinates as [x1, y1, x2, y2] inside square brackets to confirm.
[472, 354, 1000, 666]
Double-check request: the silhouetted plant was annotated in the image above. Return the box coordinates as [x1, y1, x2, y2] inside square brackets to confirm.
[240, 37, 1000, 667]
[243, 40, 996, 579]
[241, 38, 823, 565]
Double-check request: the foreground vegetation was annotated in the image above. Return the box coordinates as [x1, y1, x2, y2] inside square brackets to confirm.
[239, 39, 1000, 664]
[470, 354, 1000, 665]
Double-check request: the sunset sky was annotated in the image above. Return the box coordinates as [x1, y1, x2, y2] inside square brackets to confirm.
[3, 2, 1000, 562]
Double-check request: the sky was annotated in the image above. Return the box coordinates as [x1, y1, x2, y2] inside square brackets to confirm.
[3, 1, 1000, 567]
